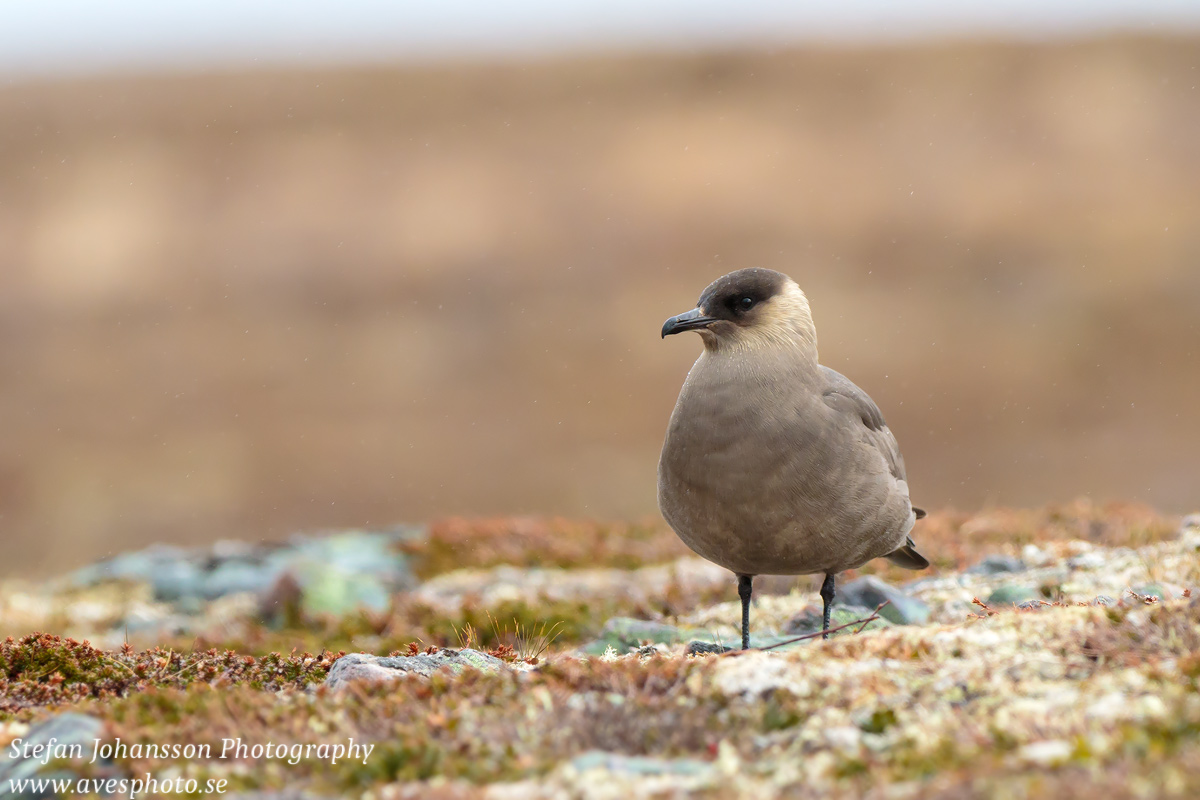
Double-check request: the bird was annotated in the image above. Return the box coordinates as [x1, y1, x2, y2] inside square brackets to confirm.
[657, 268, 928, 650]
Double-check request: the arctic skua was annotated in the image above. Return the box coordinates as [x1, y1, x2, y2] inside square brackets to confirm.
[658, 268, 928, 650]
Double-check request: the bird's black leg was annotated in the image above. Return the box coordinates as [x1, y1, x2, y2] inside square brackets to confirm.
[737, 574, 754, 650]
[820, 572, 836, 640]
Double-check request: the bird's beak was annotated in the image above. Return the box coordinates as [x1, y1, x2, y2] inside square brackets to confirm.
[661, 308, 717, 338]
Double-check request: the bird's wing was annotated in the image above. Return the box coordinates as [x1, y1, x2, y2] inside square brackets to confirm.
[820, 365, 928, 569]
[818, 365, 907, 483]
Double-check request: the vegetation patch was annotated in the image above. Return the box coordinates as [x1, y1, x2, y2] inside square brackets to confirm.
[402, 516, 689, 578]
[0, 508, 1195, 798]
[0, 633, 340, 718]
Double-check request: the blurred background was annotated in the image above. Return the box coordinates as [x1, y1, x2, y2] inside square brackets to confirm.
[2, 2, 1198, 576]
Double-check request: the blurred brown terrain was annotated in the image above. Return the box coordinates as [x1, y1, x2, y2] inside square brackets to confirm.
[1, 36, 1198, 576]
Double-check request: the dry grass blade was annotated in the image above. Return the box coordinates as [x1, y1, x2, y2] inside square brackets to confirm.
[168, 656, 212, 680]
[514, 620, 563, 664]
[102, 653, 140, 678]
[454, 622, 480, 651]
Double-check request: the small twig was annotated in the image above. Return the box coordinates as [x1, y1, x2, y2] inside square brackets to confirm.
[855, 600, 891, 633]
[756, 600, 891, 653]
[969, 597, 996, 618]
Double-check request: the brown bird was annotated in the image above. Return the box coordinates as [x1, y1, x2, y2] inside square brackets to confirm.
[658, 268, 928, 650]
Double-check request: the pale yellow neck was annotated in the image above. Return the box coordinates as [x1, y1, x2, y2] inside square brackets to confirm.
[702, 281, 818, 362]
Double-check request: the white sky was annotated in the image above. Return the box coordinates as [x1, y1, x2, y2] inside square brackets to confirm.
[2, 0, 1199, 79]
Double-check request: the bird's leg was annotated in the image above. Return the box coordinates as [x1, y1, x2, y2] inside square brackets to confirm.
[737, 574, 754, 650]
[820, 572, 836, 639]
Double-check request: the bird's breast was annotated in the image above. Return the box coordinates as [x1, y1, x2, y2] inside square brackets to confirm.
[657, 356, 904, 575]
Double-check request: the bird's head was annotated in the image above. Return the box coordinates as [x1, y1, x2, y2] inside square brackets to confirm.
[661, 268, 817, 356]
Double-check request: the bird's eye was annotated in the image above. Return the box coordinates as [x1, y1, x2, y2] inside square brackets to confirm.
[739, 296, 755, 309]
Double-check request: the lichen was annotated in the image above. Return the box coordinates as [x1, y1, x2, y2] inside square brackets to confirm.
[0, 506, 1196, 798]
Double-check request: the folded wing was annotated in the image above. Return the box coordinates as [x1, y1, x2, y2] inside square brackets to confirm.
[819, 365, 929, 570]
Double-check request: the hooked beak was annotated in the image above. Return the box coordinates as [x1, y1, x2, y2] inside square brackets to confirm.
[661, 308, 717, 338]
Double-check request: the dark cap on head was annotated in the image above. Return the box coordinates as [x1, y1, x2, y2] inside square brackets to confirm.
[661, 268, 792, 338]
[697, 268, 789, 315]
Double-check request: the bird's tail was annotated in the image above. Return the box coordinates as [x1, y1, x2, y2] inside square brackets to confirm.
[885, 536, 929, 570]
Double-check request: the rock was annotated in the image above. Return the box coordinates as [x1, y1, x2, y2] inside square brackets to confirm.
[965, 554, 1027, 575]
[1067, 550, 1107, 570]
[210, 539, 262, 560]
[202, 559, 276, 599]
[683, 632, 807, 654]
[149, 559, 205, 602]
[582, 618, 697, 655]
[834, 576, 930, 625]
[685, 641, 733, 656]
[294, 563, 391, 616]
[324, 649, 506, 690]
[986, 585, 1041, 606]
[586, 617, 802, 655]
[70, 545, 189, 589]
[68, 528, 419, 616]
[1018, 739, 1073, 766]
[1090, 595, 1118, 606]
[1131, 584, 1167, 600]
[282, 529, 417, 587]
[1017, 600, 1049, 611]
[600, 617, 686, 646]
[569, 750, 712, 778]
[0, 713, 104, 788]
[783, 604, 887, 636]
[1180, 513, 1200, 535]
[119, 606, 190, 638]
[634, 645, 665, 659]
[1021, 544, 1054, 568]
[268, 529, 417, 615]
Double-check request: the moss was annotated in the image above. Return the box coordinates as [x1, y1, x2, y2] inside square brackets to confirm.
[834, 758, 870, 778]
[859, 707, 898, 734]
[761, 697, 802, 731]
[2, 507, 1197, 795]
[0, 632, 339, 719]
[61, 656, 718, 792]
[5, 611, 1197, 797]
